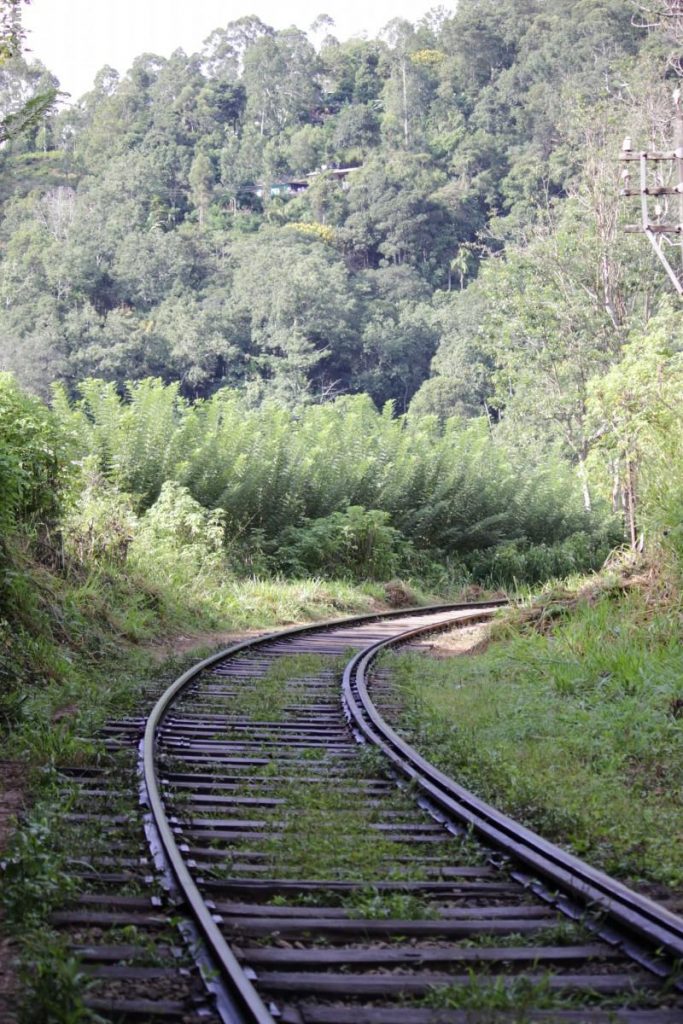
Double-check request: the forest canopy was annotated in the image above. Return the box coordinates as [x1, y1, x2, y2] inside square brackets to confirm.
[0, 1, 677, 411]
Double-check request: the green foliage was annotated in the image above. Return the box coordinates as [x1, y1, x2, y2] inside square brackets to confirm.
[276, 506, 406, 580]
[1, 804, 75, 928]
[0, 0, 663, 423]
[52, 380, 615, 585]
[588, 302, 683, 556]
[57, 378, 198, 509]
[61, 457, 138, 565]
[387, 582, 683, 887]
[465, 530, 615, 587]
[0, 0, 25, 63]
[18, 936, 97, 1024]
[0, 1, 57, 145]
[129, 480, 226, 595]
[0, 371, 68, 528]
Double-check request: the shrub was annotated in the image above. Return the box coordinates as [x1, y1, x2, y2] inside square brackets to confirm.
[275, 506, 408, 581]
[465, 530, 615, 587]
[0, 372, 69, 530]
[61, 459, 138, 566]
[128, 480, 227, 593]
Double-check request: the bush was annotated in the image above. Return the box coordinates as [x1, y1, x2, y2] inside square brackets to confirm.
[275, 506, 408, 581]
[61, 459, 138, 566]
[0, 373, 70, 530]
[465, 530, 615, 587]
[128, 480, 227, 593]
[0, 374, 73, 622]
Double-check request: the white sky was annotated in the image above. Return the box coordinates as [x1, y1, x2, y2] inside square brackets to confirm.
[23, 0, 445, 102]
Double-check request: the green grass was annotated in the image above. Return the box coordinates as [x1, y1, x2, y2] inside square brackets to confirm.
[229, 653, 347, 721]
[383, 583, 683, 891]
[420, 972, 655, 1014]
[258, 772, 433, 882]
[342, 887, 438, 919]
[0, 555, 389, 763]
[133, 565, 391, 631]
[457, 919, 590, 949]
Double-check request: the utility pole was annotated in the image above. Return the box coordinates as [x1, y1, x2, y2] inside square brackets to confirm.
[619, 92, 683, 295]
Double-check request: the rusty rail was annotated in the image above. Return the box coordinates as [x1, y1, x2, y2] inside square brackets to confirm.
[342, 619, 683, 974]
[141, 601, 506, 1023]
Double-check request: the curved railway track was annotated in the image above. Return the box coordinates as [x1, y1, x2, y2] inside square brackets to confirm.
[52, 603, 683, 1023]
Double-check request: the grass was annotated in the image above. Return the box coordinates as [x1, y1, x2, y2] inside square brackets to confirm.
[229, 653, 347, 721]
[382, 569, 683, 891]
[456, 920, 589, 949]
[419, 972, 655, 1013]
[258, 771, 436, 882]
[343, 887, 438, 919]
[0, 555, 391, 764]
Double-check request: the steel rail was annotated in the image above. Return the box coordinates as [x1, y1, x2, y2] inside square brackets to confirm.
[342, 618, 683, 972]
[142, 599, 506, 1023]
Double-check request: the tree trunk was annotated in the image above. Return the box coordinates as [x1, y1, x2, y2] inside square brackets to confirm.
[401, 59, 409, 145]
[611, 461, 621, 514]
[577, 455, 592, 512]
[622, 458, 638, 549]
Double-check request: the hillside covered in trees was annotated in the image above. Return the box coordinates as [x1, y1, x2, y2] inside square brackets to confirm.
[0, 0, 678, 419]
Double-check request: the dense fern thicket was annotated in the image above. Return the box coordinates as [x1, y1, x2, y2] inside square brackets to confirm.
[52, 377, 618, 586]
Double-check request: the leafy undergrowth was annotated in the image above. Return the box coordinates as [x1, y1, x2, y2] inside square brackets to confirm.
[384, 554, 683, 892]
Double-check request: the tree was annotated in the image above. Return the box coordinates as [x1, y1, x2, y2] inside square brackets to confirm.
[588, 303, 683, 548]
[189, 149, 215, 225]
[411, 279, 496, 421]
[0, 0, 56, 143]
[243, 28, 320, 136]
[343, 155, 458, 284]
[230, 231, 360, 403]
[379, 19, 440, 149]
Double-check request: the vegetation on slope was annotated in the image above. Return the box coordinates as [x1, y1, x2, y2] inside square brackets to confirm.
[385, 557, 683, 891]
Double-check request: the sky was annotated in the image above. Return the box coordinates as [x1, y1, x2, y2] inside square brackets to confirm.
[23, 0, 444, 103]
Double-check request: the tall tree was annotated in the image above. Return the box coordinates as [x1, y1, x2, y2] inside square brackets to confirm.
[0, 0, 56, 143]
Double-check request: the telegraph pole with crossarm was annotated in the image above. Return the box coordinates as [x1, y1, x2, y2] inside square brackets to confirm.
[619, 92, 683, 295]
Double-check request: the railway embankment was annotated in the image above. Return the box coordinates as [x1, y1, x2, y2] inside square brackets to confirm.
[3, 592, 682, 1022]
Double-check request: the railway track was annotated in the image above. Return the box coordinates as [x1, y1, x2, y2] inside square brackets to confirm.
[50, 603, 683, 1023]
